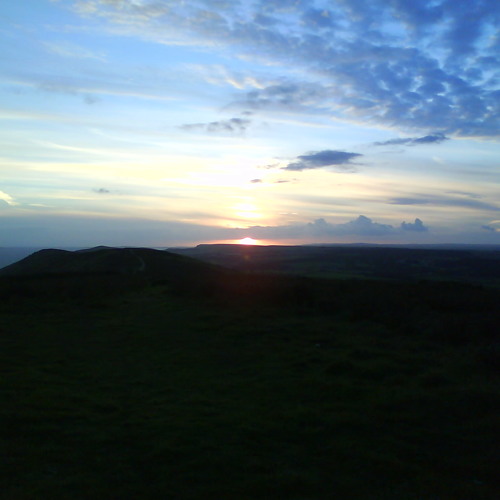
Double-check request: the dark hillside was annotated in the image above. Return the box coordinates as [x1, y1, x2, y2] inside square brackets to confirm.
[0, 247, 222, 280]
[0, 247, 229, 304]
[172, 244, 500, 286]
[1, 246, 499, 499]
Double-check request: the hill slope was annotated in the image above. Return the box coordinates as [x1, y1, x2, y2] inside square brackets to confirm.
[0, 246, 223, 281]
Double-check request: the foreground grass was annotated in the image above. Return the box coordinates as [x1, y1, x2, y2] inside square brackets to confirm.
[1, 281, 499, 499]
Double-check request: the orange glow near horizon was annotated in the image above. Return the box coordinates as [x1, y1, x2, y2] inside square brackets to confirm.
[237, 237, 259, 245]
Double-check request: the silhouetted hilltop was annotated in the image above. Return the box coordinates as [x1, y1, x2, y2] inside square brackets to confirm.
[0, 246, 234, 304]
[0, 247, 211, 277]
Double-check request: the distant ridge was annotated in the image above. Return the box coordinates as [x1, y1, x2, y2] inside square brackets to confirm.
[182, 242, 500, 251]
[171, 243, 500, 285]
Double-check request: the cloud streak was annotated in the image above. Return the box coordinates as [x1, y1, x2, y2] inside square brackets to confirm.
[180, 118, 251, 135]
[389, 194, 500, 212]
[284, 150, 362, 171]
[374, 134, 449, 147]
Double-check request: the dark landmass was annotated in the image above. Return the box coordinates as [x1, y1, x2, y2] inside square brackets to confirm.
[1, 246, 499, 499]
[0, 246, 222, 282]
[171, 243, 500, 286]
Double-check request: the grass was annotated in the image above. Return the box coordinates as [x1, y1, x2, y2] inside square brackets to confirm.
[1, 278, 499, 499]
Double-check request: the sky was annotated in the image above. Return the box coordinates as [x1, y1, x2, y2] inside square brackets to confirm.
[0, 0, 499, 247]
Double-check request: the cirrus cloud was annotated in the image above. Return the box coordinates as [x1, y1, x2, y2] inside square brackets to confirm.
[180, 117, 251, 135]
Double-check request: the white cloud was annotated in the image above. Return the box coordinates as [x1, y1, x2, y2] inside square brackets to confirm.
[0, 191, 17, 206]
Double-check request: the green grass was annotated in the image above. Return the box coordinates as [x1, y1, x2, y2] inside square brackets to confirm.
[1, 281, 499, 499]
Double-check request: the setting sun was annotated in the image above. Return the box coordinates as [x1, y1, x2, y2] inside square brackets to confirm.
[238, 237, 259, 245]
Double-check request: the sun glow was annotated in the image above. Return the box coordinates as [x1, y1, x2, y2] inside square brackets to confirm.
[238, 237, 259, 245]
[232, 201, 261, 220]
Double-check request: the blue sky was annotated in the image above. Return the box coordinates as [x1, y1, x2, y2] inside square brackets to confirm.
[1, 0, 499, 247]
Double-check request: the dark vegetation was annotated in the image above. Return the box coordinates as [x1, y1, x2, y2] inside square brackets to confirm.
[0, 246, 499, 499]
[173, 244, 500, 286]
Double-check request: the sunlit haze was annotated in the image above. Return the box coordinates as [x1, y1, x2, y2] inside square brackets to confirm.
[1, 1, 499, 248]
[238, 238, 260, 246]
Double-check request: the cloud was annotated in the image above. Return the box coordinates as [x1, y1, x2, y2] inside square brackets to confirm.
[258, 163, 281, 170]
[175, 1, 500, 137]
[481, 225, 496, 232]
[243, 215, 414, 240]
[401, 218, 428, 232]
[284, 150, 362, 171]
[180, 118, 251, 134]
[6, 64, 181, 107]
[446, 190, 481, 199]
[331, 215, 395, 236]
[240, 82, 332, 114]
[374, 133, 449, 146]
[37, 81, 99, 105]
[301, 8, 336, 29]
[0, 191, 17, 207]
[27, 1, 500, 137]
[43, 41, 106, 62]
[389, 194, 500, 212]
[4, 211, 498, 247]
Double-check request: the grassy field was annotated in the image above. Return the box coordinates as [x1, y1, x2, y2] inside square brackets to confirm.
[1, 268, 499, 500]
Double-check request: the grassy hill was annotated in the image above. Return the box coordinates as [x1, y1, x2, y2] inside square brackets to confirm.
[0, 246, 223, 281]
[0, 246, 499, 499]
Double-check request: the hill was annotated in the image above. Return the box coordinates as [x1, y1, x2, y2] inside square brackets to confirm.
[0, 246, 236, 307]
[0, 246, 220, 280]
[0, 245, 499, 499]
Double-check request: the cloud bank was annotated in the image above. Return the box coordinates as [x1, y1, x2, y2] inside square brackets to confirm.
[3, 212, 500, 247]
[243, 215, 428, 240]
[68, 0, 500, 138]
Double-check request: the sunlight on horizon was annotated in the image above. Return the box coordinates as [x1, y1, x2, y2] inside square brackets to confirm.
[237, 237, 260, 245]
